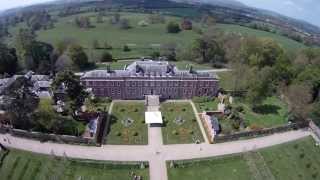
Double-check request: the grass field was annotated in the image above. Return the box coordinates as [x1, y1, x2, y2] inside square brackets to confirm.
[237, 96, 289, 129]
[106, 102, 148, 145]
[0, 149, 149, 180]
[35, 12, 200, 60]
[160, 102, 204, 144]
[168, 136, 320, 180]
[193, 99, 219, 112]
[216, 24, 306, 51]
[5, 11, 304, 61]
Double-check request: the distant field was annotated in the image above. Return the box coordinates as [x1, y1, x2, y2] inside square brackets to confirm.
[216, 24, 306, 51]
[0, 149, 149, 180]
[168, 136, 320, 180]
[6, 11, 306, 61]
[36, 12, 200, 60]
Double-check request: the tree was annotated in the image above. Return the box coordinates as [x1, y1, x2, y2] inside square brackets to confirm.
[167, 22, 181, 33]
[246, 67, 274, 108]
[92, 39, 100, 49]
[52, 71, 89, 114]
[14, 28, 36, 66]
[55, 38, 76, 55]
[96, 13, 104, 23]
[100, 51, 114, 62]
[4, 76, 39, 130]
[119, 18, 131, 29]
[191, 33, 225, 64]
[74, 16, 91, 28]
[0, 43, 18, 75]
[110, 13, 120, 24]
[241, 37, 284, 68]
[161, 42, 177, 61]
[123, 45, 131, 52]
[68, 44, 89, 70]
[283, 84, 313, 121]
[55, 54, 73, 72]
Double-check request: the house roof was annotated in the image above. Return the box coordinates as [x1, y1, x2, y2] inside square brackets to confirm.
[81, 59, 219, 79]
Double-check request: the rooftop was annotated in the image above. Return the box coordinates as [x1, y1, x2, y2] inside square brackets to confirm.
[82, 59, 218, 79]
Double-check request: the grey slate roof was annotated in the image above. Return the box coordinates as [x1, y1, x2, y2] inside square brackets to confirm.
[82, 59, 218, 79]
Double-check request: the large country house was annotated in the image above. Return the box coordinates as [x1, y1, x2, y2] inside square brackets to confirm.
[81, 60, 219, 100]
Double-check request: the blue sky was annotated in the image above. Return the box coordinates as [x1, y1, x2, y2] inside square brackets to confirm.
[0, 0, 319, 26]
[237, 0, 320, 26]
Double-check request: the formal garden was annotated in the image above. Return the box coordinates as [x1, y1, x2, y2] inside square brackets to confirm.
[168, 136, 320, 180]
[106, 102, 148, 145]
[0, 149, 149, 180]
[160, 102, 204, 144]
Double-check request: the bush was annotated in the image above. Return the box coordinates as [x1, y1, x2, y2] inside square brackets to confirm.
[167, 21, 181, 33]
[134, 108, 139, 112]
[172, 130, 178, 135]
[133, 132, 139, 136]
[189, 130, 194, 135]
[234, 105, 244, 113]
[123, 45, 131, 52]
[116, 131, 122, 136]
[100, 51, 113, 62]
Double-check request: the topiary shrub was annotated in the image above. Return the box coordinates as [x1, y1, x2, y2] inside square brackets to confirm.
[172, 130, 178, 135]
[134, 108, 139, 112]
[116, 131, 121, 136]
[133, 132, 139, 136]
[189, 130, 194, 135]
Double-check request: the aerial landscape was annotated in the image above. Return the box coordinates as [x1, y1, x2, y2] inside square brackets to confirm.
[0, 0, 320, 180]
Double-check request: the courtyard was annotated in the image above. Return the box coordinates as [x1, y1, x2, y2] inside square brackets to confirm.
[160, 102, 204, 144]
[105, 101, 148, 145]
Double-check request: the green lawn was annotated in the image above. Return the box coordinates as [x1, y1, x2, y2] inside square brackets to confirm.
[237, 96, 289, 129]
[168, 155, 251, 180]
[106, 102, 148, 145]
[168, 136, 320, 180]
[260, 137, 320, 180]
[216, 24, 306, 52]
[193, 99, 219, 113]
[161, 102, 204, 144]
[0, 149, 149, 180]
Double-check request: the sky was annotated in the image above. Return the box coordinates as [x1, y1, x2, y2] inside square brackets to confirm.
[236, 0, 320, 26]
[0, 0, 320, 27]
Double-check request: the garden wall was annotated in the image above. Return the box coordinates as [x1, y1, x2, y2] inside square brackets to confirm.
[0, 127, 98, 145]
[214, 121, 309, 143]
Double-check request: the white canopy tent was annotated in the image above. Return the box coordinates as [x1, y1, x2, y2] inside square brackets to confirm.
[145, 111, 163, 124]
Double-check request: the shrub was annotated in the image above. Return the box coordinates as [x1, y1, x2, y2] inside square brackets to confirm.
[172, 130, 178, 135]
[133, 132, 139, 136]
[120, 108, 126, 112]
[192, 118, 197, 122]
[189, 130, 194, 135]
[182, 108, 186, 112]
[134, 108, 139, 112]
[116, 132, 121, 136]
[100, 51, 113, 62]
[306, 163, 311, 169]
[299, 153, 305, 159]
[234, 105, 244, 113]
[123, 45, 131, 52]
[167, 21, 181, 33]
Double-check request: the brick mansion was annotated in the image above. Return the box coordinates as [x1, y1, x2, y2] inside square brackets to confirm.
[80, 60, 220, 100]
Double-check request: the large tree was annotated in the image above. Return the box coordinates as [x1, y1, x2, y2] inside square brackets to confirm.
[4, 76, 39, 130]
[52, 70, 88, 114]
[0, 43, 18, 75]
[68, 44, 89, 70]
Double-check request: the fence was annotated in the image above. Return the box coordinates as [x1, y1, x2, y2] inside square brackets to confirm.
[214, 121, 309, 143]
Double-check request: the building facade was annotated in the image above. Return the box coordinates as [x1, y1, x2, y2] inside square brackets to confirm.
[80, 60, 219, 100]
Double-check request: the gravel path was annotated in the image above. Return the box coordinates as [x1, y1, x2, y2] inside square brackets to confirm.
[0, 129, 311, 180]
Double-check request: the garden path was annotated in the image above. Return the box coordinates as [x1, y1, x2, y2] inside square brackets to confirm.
[0, 129, 311, 180]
